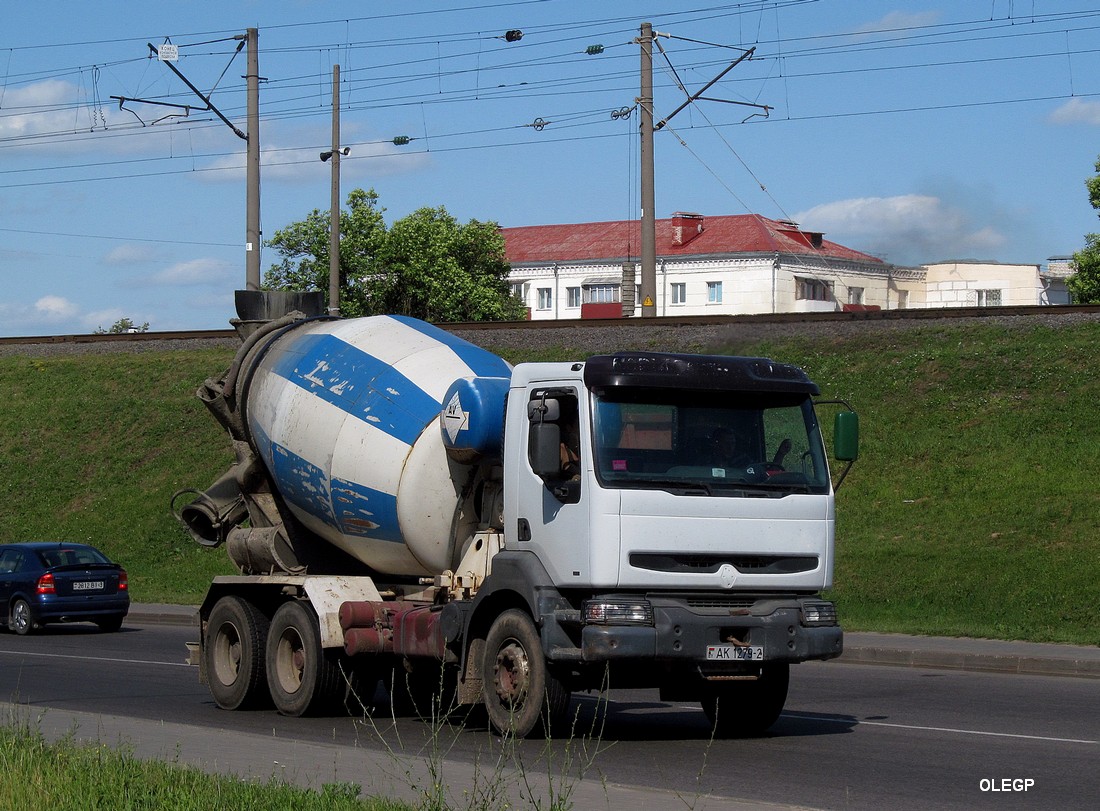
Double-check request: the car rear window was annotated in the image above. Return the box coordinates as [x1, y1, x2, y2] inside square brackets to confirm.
[39, 547, 111, 567]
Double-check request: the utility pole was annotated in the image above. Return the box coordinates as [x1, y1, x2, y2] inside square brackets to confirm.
[638, 22, 657, 318]
[328, 65, 341, 317]
[245, 28, 261, 291]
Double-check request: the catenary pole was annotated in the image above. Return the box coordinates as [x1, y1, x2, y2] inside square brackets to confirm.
[638, 22, 656, 318]
[245, 28, 261, 291]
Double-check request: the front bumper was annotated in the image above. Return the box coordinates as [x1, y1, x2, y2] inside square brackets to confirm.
[579, 596, 842, 664]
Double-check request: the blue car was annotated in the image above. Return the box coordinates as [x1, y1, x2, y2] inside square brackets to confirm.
[0, 542, 130, 634]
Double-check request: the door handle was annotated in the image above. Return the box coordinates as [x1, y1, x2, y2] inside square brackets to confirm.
[517, 518, 532, 542]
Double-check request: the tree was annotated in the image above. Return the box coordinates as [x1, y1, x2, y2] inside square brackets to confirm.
[94, 317, 149, 334]
[264, 189, 525, 322]
[1068, 157, 1100, 303]
[263, 188, 386, 317]
[370, 207, 527, 322]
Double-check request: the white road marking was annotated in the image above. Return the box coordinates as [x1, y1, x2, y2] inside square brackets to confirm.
[781, 711, 1097, 745]
[0, 649, 189, 668]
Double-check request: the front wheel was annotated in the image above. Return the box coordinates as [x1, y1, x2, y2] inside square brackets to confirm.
[10, 598, 36, 635]
[482, 609, 571, 738]
[266, 600, 348, 717]
[700, 662, 790, 738]
[205, 596, 270, 710]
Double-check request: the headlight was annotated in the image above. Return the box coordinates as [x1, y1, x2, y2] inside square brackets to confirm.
[584, 599, 654, 626]
[801, 600, 838, 627]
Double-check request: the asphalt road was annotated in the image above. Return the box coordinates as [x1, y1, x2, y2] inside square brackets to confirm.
[1, 621, 1096, 810]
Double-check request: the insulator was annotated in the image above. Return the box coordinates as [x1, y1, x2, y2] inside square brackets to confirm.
[504, 29, 523, 42]
[586, 44, 605, 55]
[392, 135, 411, 145]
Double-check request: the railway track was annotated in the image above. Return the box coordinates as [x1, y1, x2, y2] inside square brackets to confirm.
[2, 304, 1098, 347]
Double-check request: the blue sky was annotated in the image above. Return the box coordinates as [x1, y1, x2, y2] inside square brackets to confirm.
[3, 1, 1100, 336]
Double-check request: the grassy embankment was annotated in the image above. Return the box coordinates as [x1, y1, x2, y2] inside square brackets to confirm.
[0, 319, 1096, 645]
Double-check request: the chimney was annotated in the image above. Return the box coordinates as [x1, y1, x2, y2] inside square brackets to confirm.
[671, 212, 704, 247]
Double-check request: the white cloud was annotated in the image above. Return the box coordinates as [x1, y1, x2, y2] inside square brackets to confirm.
[852, 11, 940, 36]
[1049, 97, 1100, 126]
[794, 194, 1007, 265]
[104, 244, 160, 265]
[34, 295, 79, 320]
[144, 257, 236, 287]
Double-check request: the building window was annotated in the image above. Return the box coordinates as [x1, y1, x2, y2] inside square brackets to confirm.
[796, 277, 832, 301]
[707, 281, 723, 304]
[584, 284, 619, 304]
[848, 286, 864, 305]
[567, 287, 581, 308]
[975, 289, 1002, 307]
[670, 282, 686, 305]
[897, 290, 909, 309]
[510, 282, 526, 303]
[537, 287, 553, 310]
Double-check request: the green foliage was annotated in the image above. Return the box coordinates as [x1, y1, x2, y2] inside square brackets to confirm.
[94, 317, 150, 334]
[0, 721, 406, 810]
[1068, 233, 1100, 303]
[1069, 156, 1100, 303]
[264, 190, 525, 322]
[264, 188, 387, 317]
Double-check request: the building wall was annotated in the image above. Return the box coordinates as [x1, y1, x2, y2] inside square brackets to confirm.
[508, 257, 1060, 320]
[923, 262, 1042, 307]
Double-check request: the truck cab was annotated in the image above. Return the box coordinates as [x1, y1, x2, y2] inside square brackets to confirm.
[487, 351, 856, 736]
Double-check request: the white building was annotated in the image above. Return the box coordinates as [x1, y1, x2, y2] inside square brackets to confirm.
[501, 212, 1071, 319]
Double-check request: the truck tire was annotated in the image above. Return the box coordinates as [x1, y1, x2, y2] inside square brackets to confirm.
[266, 600, 347, 717]
[205, 596, 270, 710]
[482, 609, 571, 738]
[700, 662, 790, 738]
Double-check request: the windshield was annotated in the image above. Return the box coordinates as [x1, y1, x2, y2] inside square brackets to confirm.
[592, 388, 830, 495]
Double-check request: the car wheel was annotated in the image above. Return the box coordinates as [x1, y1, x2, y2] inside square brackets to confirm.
[95, 615, 125, 633]
[205, 596, 271, 710]
[10, 598, 36, 636]
[266, 600, 348, 717]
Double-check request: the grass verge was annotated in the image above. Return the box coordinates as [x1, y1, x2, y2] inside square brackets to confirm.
[0, 716, 407, 811]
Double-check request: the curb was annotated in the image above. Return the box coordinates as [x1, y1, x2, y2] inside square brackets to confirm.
[840, 632, 1100, 680]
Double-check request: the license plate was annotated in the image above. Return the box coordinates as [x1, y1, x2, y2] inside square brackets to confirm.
[73, 580, 105, 591]
[706, 644, 763, 661]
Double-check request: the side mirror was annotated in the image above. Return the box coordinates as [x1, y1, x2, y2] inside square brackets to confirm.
[530, 422, 562, 478]
[833, 411, 859, 462]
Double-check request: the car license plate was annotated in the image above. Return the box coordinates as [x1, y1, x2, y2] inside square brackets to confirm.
[706, 645, 763, 661]
[73, 580, 105, 591]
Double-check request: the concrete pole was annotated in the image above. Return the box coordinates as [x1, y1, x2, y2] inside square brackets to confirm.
[328, 65, 341, 317]
[639, 22, 657, 318]
[245, 28, 261, 291]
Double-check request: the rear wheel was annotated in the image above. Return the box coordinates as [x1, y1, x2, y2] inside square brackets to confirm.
[95, 615, 124, 633]
[205, 596, 270, 710]
[482, 609, 571, 738]
[10, 599, 36, 636]
[700, 662, 790, 737]
[266, 600, 348, 717]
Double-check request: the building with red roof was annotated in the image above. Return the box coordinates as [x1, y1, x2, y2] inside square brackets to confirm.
[501, 212, 912, 319]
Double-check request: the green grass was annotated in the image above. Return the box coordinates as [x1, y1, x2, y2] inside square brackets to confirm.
[0, 719, 406, 810]
[1, 319, 1097, 644]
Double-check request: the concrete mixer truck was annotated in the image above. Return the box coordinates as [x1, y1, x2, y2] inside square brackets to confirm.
[175, 312, 858, 738]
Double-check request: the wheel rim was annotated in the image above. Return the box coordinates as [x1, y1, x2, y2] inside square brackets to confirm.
[492, 638, 531, 708]
[13, 602, 29, 632]
[212, 622, 242, 686]
[274, 626, 306, 694]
